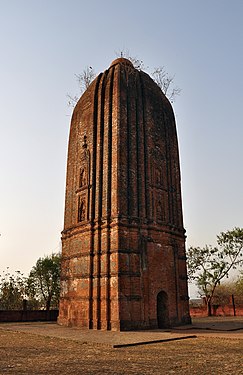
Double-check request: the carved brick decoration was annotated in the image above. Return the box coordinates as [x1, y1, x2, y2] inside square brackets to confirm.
[58, 58, 191, 331]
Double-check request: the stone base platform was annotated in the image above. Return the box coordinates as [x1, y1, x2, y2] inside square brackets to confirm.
[0, 322, 196, 347]
[0, 317, 242, 347]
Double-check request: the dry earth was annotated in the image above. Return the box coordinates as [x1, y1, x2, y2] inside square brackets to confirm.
[0, 318, 242, 374]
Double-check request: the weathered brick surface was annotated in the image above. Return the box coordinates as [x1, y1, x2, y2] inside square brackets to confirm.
[58, 58, 191, 330]
[190, 305, 243, 317]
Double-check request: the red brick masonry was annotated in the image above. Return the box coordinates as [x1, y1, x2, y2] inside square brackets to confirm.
[190, 305, 243, 317]
[58, 58, 191, 330]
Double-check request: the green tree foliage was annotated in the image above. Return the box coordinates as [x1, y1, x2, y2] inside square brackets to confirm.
[0, 269, 26, 310]
[187, 227, 243, 316]
[0, 253, 61, 310]
[213, 272, 243, 310]
[236, 271, 243, 300]
[213, 281, 236, 306]
[27, 253, 61, 311]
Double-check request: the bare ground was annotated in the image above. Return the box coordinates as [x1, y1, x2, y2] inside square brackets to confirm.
[0, 318, 242, 374]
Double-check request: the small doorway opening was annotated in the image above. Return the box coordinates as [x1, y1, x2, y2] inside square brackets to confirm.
[157, 291, 170, 328]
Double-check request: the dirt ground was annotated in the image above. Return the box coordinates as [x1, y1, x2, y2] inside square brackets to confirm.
[0, 317, 242, 374]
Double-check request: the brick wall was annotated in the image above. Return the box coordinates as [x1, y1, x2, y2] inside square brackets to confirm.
[190, 305, 243, 317]
[0, 310, 58, 322]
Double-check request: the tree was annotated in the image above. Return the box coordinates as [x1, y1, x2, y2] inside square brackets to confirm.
[118, 51, 181, 103]
[0, 269, 27, 310]
[235, 272, 243, 302]
[213, 274, 243, 315]
[67, 66, 96, 107]
[187, 227, 243, 316]
[118, 51, 146, 70]
[67, 52, 181, 107]
[213, 281, 236, 306]
[152, 67, 181, 103]
[27, 253, 61, 310]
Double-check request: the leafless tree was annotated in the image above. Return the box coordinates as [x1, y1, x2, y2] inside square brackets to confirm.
[67, 66, 96, 107]
[115, 49, 146, 71]
[152, 67, 181, 103]
[116, 50, 181, 102]
[67, 53, 181, 107]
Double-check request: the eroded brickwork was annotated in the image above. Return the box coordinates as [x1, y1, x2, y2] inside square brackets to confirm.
[58, 58, 191, 330]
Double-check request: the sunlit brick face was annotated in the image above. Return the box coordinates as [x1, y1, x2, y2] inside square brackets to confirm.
[58, 58, 191, 330]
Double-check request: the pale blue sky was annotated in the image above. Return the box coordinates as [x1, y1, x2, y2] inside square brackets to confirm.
[1, 1, 243, 296]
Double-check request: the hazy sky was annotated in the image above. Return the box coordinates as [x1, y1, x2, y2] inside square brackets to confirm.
[1, 1, 243, 296]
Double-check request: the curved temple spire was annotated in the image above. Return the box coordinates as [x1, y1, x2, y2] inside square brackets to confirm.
[58, 59, 191, 331]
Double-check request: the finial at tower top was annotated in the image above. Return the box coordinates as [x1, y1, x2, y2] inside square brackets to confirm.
[110, 57, 134, 68]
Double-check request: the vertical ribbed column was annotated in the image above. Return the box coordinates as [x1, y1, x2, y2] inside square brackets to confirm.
[110, 65, 120, 219]
[63, 111, 78, 229]
[89, 73, 101, 328]
[101, 70, 109, 329]
[99, 67, 115, 329]
[173, 124, 184, 229]
[110, 64, 120, 330]
[136, 74, 148, 323]
[127, 74, 138, 219]
[170, 120, 177, 226]
[168, 114, 180, 227]
[106, 67, 115, 329]
[136, 75, 146, 220]
[164, 112, 173, 225]
[139, 73, 148, 220]
[93, 71, 108, 329]
[118, 65, 129, 217]
[126, 80, 131, 218]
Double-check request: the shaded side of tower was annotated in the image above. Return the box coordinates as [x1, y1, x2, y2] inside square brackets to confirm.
[58, 59, 191, 331]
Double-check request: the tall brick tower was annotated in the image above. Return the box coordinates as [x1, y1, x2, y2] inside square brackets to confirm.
[58, 58, 191, 330]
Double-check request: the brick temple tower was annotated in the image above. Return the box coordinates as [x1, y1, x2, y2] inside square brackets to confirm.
[58, 58, 191, 330]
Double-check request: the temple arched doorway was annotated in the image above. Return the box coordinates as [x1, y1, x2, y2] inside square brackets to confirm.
[157, 291, 170, 328]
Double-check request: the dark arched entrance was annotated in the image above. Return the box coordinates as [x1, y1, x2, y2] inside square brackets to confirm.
[157, 291, 170, 328]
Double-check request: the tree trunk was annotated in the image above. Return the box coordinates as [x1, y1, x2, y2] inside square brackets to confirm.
[232, 294, 236, 316]
[207, 300, 212, 316]
[46, 298, 51, 311]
